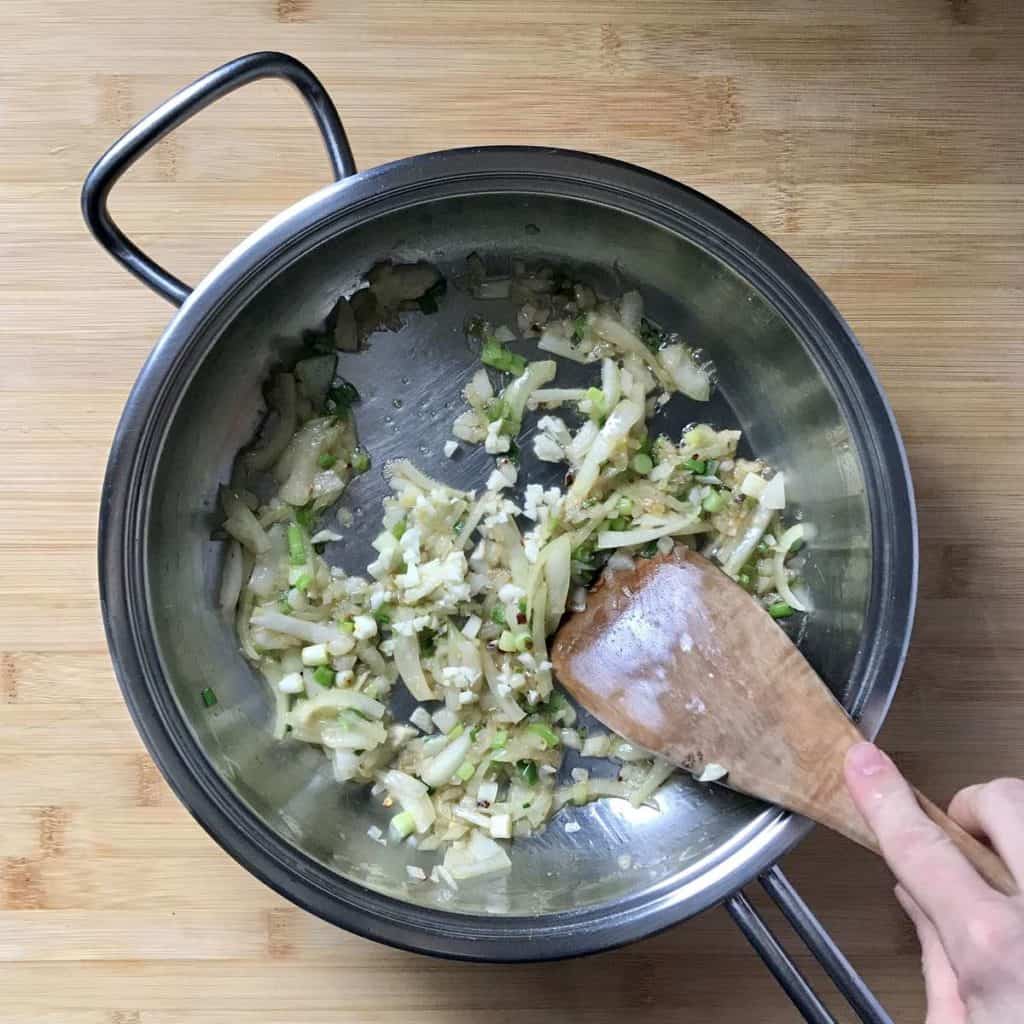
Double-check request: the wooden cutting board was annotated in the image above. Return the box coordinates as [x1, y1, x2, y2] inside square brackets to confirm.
[2, 2, 1023, 1021]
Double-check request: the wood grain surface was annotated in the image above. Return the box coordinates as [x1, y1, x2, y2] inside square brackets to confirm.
[1, 1, 1022, 1021]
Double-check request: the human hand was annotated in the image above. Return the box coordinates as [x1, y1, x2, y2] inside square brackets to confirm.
[844, 742, 1024, 1023]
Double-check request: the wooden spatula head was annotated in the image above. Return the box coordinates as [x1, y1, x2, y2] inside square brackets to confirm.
[552, 546, 1017, 897]
[551, 546, 873, 847]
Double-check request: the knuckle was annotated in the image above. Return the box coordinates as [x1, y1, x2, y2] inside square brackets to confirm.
[981, 777, 1024, 812]
[957, 905, 1024, 990]
[885, 821, 950, 865]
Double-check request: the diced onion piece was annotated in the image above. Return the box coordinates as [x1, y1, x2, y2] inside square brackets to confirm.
[760, 472, 786, 511]
[565, 399, 644, 510]
[740, 472, 766, 499]
[218, 540, 245, 618]
[381, 770, 436, 833]
[502, 360, 557, 425]
[393, 632, 436, 701]
[420, 730, 473, 788]
[443, 830, 512, 880]
[659, 344, 711, 401]
[538, 328, 594, 364]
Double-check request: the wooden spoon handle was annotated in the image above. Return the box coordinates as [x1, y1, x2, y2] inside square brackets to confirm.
[913, 790, 1018, 897]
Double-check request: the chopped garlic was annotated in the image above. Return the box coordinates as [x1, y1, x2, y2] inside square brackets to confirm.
[352, 615, 378, 640]
[277, 672, 304, 695]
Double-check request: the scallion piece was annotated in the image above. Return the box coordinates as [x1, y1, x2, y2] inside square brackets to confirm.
[390, 810, 416, 839]
[527, 722, 560, 749]
[287, 524, 306, 566]
[317, 452, 337, 470]
[492, 729, 508, 750]
[584, 386, 606, 421]
[490, 605, 506, 626]
[702, 490, 728, 514]
[312, 666, 335, 688]
[684, 458, 707, 474]
[456, 760, 476, 782]
[293, 572, 311, 591]
[631, 452, 654, 475]
[517, 760, 539, 786]
[768, 602, 795, 619]
[481, 339, 527, 376]
[391, 520, 407, 539]
[447, 723, 465, 740]
[200, 687, 218, 708]
[351, 448, 371, 474]
[339, 620, 355, 633]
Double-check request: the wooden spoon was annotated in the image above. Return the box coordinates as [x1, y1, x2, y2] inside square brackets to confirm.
[551, 546, 1016, 896]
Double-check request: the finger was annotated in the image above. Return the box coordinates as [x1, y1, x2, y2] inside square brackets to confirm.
[845, 743, 993, 934]
[947, 779, 1024, 882]
[894, 886, 967, 1024]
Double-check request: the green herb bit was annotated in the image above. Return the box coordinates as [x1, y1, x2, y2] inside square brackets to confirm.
[684, 458, 707, 474]
[492, 729, 509, 750]
[317, 452, 338, 470]
[456, 760, 476, 782]
[517, 760, 539, 786]
[617, 497, 634, 516]
[630, 452, 654, 475]
[639, 318, 665, 351]
[571, 313, 588, 342]
[490, 605, 507, 626]
[294, 503, 315, 529]
[200, 687, 218, 708]
[372, 605, 392, 625]
[326, 379, 361, 416]
[313, 666, 335, 688]
[607, 516, 629, 532]
[481, 339, 527, 376]
[447, 724, 465, 741]
[339, 619, 355, 633]
[527, 722, 560, 749]
[391, 520, 407, 539]
[293, 572, 312, 591]
[789, 538, 804, 554]
[768, 602, 795, 619]
[351, 448, 371, 474]
[287, 524, 307, 566]
[640, 540, 659, 558]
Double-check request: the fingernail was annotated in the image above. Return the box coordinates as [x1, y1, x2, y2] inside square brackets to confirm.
[846, 741, 890, 778]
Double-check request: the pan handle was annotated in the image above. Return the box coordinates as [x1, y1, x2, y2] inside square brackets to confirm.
[81, 51, 356, 307]
[726, 866, 894, 1024]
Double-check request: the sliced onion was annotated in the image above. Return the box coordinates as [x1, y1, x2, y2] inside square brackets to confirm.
[773, 522, 815, 613]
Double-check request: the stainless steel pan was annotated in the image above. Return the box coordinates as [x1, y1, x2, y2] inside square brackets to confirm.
[84, 52, 917, 1023]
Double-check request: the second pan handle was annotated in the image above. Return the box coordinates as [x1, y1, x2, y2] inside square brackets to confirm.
[81, 51, 356, 307]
